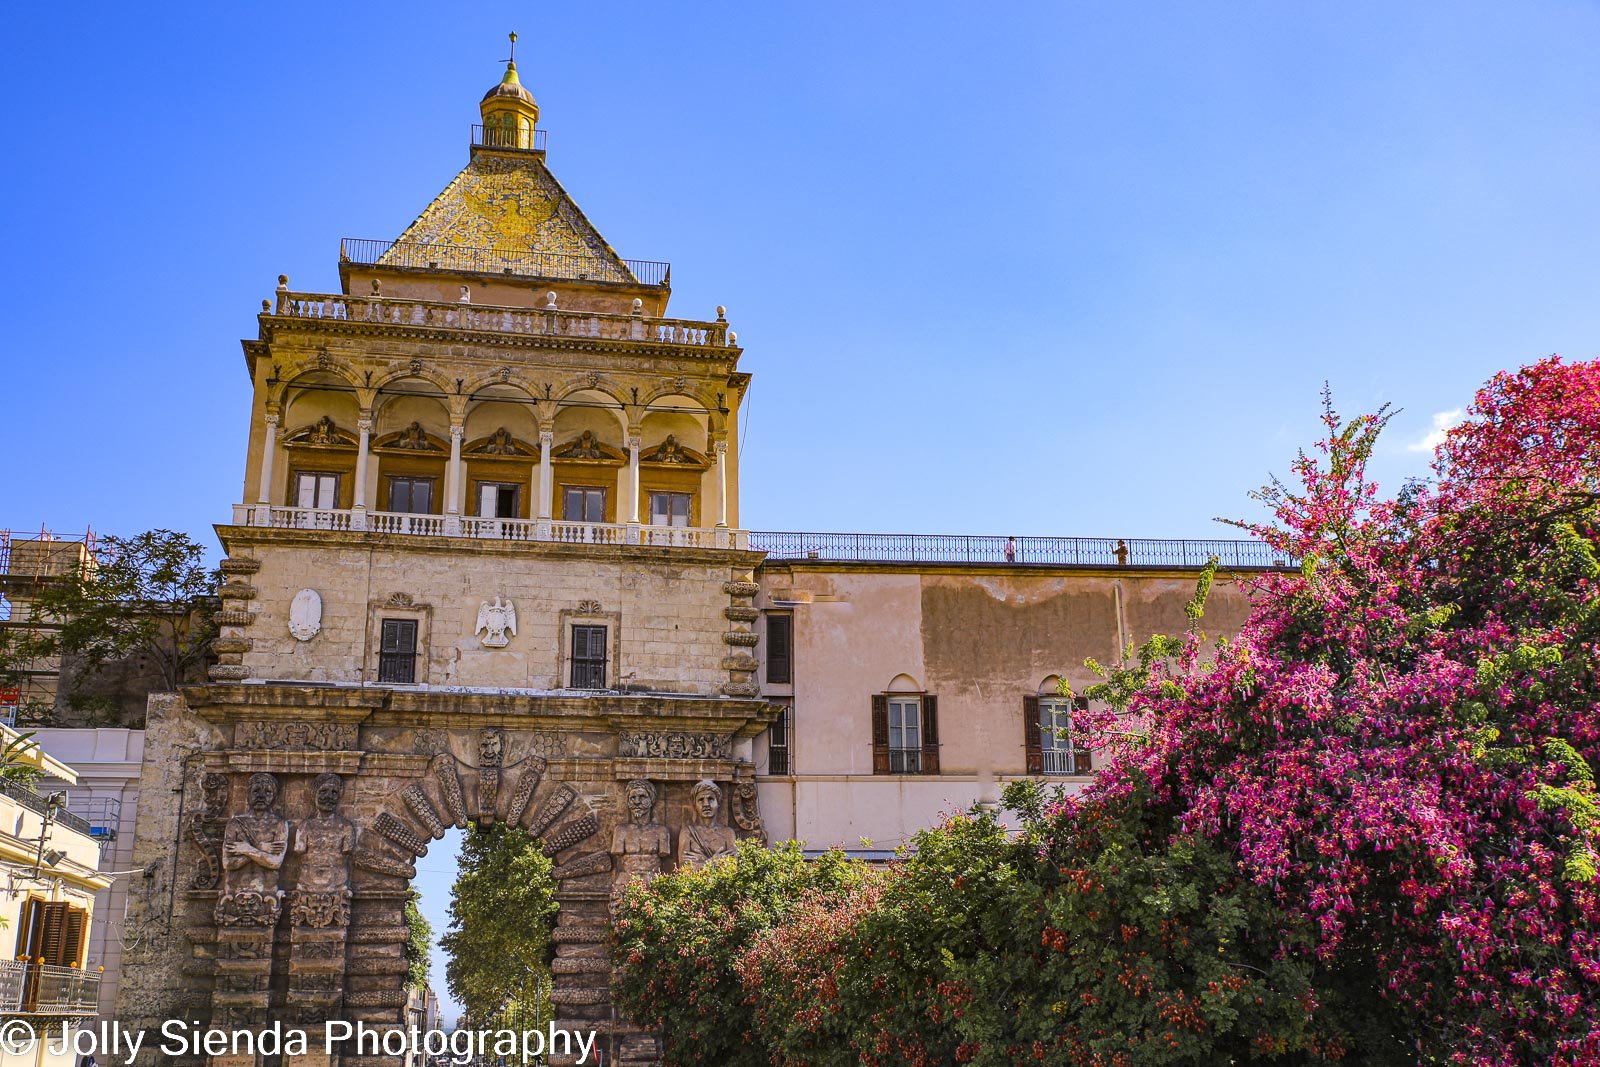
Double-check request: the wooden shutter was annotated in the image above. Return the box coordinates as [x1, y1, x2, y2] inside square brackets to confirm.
[60, 908, 86, 968]
[871, 695, 890, 775]
[767, 615, 792, 684]
[1024, 695, 1042, 775]
[921, 695, 940, 775]
[38, 902, 68, 965]
[1072, 695, 1093, 775]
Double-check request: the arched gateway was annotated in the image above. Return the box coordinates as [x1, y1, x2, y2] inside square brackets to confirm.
[115, 50, 768, 1067]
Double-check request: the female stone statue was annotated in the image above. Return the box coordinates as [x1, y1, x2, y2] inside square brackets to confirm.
[677, 779, 738, 868]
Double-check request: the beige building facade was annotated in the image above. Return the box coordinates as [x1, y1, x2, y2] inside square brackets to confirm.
[750, 552, 1264, 849]
[0, 727, 113, 1067]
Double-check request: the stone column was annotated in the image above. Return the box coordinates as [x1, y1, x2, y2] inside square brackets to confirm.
[445, 423, 464, 535]
[537, 429, 554, 538]
[254, 412, 279, 525]
[626, 433, 642, 543]
[714, 439, 729, 528]
[351, 414, 372, 530]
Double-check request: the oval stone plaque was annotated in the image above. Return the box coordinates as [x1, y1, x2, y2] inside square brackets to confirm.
[288, 588, 322, 641]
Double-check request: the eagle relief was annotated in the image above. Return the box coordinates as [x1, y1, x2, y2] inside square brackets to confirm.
[475, 596, 517, 648]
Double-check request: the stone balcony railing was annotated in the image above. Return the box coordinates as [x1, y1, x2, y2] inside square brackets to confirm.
[267, 289, 733, 350]
[230, 505, 750, 550]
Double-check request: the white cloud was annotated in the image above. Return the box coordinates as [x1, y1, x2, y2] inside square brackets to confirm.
[1406, 409, 1464, 453]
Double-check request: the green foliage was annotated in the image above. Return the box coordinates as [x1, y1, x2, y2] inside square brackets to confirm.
[26, 529, 219, 697]
[403, 890, 431, 991]
[611, 840, 871, 1067]
[442, 824, 559, 1025]
[0, 731, 43, 786]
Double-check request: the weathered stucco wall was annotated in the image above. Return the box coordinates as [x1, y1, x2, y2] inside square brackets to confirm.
[754, 563, 1261, 849]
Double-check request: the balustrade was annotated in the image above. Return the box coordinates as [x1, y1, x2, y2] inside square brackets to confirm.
[270, 291, 728, 348]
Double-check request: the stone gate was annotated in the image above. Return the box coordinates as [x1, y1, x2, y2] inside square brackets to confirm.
[113, 52, 774, 1065]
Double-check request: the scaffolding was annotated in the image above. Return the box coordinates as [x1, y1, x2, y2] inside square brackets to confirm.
[0, 526, 99, 724]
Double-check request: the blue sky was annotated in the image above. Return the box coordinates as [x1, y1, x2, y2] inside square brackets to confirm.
[5, 0, 1598, 1022]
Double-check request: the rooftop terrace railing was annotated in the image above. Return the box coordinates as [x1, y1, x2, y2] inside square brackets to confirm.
[470, 124, 549, 153]
[271, 289, 726, 347]
[342, 237, 670, 287]
[748, 531, 1293, 569]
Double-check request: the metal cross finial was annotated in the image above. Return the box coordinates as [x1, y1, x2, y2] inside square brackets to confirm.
[508, 31, 517, 64]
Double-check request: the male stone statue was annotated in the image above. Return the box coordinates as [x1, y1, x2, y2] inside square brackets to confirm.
[217, 772, 289, 926]
[291, 773, 356, 927]
[677, 779, 738, 868]
[611, 779, 671, 890]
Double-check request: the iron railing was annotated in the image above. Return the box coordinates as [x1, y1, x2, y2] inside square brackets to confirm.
[0, 780, 92, 836]
[68, 797, 121, 840]
[748, 531, 1292, 569]
[0, 960, 100, 1014]
[471, 124, 548, 152]
[341, 237, 670, 287]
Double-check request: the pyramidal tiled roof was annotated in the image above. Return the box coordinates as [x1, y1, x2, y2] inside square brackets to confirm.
[381, 151, 639, 284]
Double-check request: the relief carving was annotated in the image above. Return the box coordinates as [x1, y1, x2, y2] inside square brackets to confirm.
[542, 812, 600, 857]
[373, 812, 428, 858]
[234, 721, 357, 751]
[477, 729, 504, 823]
[289, 773, 355, 929]
[504, 756, 547, 826]
[617, 731, 733, 760]
[732, 780, 767, 845]
[402, 784, 445, 839]
[525, 783, 577, 839]
[288, 589, 322, 641]
[216, 773, 288, 927]
[553, 852, 613, 881]
[434, 755, 470, 828]
[353, 847, 415, 881]
[678, 780, 738, 869]
[475, 597, 517, 649]
[611, 780, 670, 893]
[189, 772, 230, 890]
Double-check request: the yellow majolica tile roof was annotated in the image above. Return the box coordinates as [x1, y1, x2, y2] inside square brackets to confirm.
[384, 152, 639, 284]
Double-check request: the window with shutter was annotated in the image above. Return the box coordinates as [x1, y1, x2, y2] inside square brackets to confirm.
[871, 695, 890, 775]
[766, 614, 793, 685]
[571, 626, 607, 689]
[1024, 695, 1043, 775]
[1072, 695, 1093, 776]
[766, 699, 792, 776]
[378, 618, 418, 684]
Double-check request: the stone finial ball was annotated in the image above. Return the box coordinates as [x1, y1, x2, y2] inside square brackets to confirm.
[546, 291, 558, 308]
[728, 331, 737, 345]
[632, 298, 643, 312]
[277, 274, 289, 288]
[716, 305, 726, 319]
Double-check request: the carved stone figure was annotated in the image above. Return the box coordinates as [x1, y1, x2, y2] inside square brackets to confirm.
[477, 728, 505, 823]
[394, 421, 434, 450]
[645, 435, 694, 464]
[611, 780, 671, 891]
[478, 427, 519, 455]
[478, 729, 505, 768]
[306, 415, 340, 445]
[555, 430, 604, 459]
[290, 774, 356, 930]
[677, 780, 738, 869]
[189, 773, 230, 889]
[475, 597, 517, 648]
[217, 773, 289, 927]
[288, 588, 322, 641]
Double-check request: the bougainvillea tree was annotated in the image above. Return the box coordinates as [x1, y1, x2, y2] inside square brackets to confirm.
[616, 357, 1600, 1065]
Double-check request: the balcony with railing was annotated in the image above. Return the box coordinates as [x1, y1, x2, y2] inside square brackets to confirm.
[269, 284, 728, 350]
[749, 531, 1293, 569]
[0, 960, 101, 1015]
[230, 505, 750, 550]
[341, 237, 670, 287]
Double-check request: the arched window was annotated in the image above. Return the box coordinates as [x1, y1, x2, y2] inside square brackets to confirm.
[1026, 677, 1091, 777]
